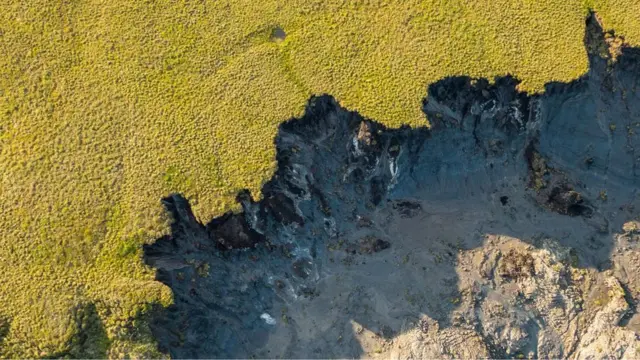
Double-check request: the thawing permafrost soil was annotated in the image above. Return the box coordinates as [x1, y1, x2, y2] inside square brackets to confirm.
[2, 1, 640, 356]
[145, 19, 640, 359]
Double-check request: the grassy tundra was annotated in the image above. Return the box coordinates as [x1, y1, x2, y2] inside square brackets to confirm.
[1, 0, 639, 356]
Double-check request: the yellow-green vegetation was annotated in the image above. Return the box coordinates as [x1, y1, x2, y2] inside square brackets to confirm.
[1, 0, 640, 357]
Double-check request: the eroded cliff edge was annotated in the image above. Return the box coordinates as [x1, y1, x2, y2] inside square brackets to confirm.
[144, 16, 640, 359]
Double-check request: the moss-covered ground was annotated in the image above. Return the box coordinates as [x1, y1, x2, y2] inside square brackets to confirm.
[1, 0, 639, 357]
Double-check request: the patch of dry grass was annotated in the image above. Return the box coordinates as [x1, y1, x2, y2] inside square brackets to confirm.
[1, 0, 639, 356]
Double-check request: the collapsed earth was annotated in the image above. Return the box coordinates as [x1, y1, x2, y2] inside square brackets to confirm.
[144, 16, 640, 359]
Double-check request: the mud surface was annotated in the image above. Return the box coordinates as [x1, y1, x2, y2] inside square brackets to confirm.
[144, 17, 640, 359]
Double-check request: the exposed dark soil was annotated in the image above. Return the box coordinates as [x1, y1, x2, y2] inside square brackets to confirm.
[144, 15, 640, 359]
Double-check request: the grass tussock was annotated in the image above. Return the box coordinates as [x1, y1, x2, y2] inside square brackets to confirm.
[1, 0, 639, 356]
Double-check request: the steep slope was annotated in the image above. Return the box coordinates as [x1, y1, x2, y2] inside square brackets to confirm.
[145, 16, 640, 358]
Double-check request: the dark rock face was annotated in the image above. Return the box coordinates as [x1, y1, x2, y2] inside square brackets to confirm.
[144, 17, 640, 359]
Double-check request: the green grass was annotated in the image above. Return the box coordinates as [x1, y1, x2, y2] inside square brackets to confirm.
[1, 0, 640, 357]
